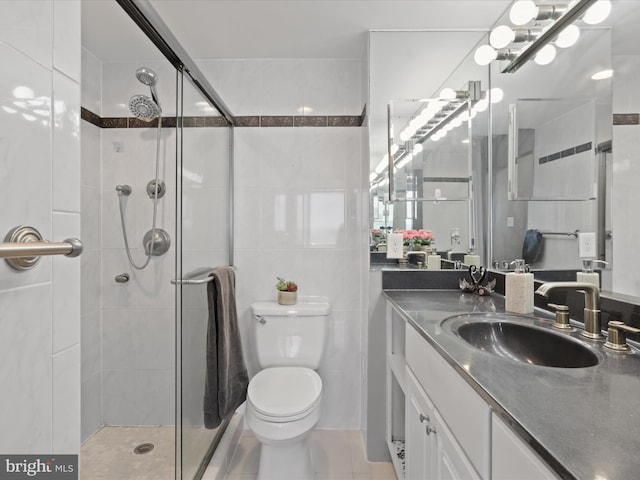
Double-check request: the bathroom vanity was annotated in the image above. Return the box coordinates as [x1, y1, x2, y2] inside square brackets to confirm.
[384, 285, 640, 480]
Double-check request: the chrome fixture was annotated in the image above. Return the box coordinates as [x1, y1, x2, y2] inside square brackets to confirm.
[115, 184, 132, 196]
[117, 66, 168, 270]
[143, 229, 171, 256]
[1, 225, 82, 271]
[547, 303, 571, 330]
[605, 321, 640, 352]
[115, 273, 130, 283]
[535, 282, 602, 339]
[170, 266, 237, 285]
[475, 0, 611, 73]
[146, 179, 166, 199]
[128, 66, 162, 121]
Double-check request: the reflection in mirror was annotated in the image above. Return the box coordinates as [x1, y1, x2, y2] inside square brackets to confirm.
[369, 31, 491, 267]
[489, 8, 615, 288]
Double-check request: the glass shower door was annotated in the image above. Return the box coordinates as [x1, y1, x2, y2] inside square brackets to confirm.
[175, 69, 232, 479]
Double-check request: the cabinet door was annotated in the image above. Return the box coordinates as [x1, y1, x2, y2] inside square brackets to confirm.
[492, 415, 560, 480]
[434, 409, 481, 480]
[405, 368, 435, 480]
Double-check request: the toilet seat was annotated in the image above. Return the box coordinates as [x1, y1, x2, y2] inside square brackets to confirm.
[248, 367, 322, 422]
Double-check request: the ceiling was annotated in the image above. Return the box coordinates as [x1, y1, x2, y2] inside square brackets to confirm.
[82, 0, 512, 61]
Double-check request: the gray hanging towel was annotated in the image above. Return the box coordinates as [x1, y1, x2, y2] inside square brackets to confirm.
[204, 267, 249, 429]
[522, 229, 544, 265]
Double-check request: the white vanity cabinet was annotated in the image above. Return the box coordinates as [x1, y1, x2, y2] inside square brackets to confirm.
[386, 300, 562, 480]
[404, 323, 490, 479]
[406, 367, 481, 480]
[492, 414, 560, 480]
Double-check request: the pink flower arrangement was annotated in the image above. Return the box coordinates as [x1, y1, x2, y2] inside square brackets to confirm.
[394, 229, 434, 246]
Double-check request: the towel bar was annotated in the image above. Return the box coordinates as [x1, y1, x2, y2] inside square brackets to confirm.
[1, 225, 83, 271]
[171, 266, 237, 285]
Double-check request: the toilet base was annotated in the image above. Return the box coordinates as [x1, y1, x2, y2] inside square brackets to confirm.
[256, 436, 313, 480]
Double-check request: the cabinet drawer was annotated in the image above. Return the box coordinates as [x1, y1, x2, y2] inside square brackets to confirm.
[406, 324, 491, 478]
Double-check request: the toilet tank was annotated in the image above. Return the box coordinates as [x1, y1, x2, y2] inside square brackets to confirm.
[251, 297, 331, 369]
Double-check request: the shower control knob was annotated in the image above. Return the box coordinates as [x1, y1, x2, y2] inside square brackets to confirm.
[115, 273, 130, 283]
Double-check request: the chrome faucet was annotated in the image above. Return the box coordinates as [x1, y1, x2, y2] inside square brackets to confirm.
[535, 282, 603, 339]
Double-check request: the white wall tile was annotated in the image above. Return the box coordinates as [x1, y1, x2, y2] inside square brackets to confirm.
[53, 344, 81, 453]
[134, 309, 175, 371]
[102, 370, 138, 425]
[53, 0, 81, 82]
[0, 1, 53, 69]
[81, 373, 102, 442]
[136, 370, 175, 425]
[0, 285, 52, 453]
[81, 310, 101, 382]
[52, 211, 81, 352]
[0, 43, 52, 290]
[81, 121, 101, 189]
[81, 47, 102, 116]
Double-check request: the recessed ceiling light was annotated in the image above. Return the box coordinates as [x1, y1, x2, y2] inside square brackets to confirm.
[591, 69, 613, 80]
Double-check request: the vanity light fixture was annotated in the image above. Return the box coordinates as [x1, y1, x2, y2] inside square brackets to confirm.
[476, 0, 611, 73]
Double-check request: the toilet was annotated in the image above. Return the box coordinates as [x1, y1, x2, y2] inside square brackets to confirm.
[247, 297, 331, 480]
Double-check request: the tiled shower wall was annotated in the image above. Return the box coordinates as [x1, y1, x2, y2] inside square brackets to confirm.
[0, 0, 81, 454]
[197, 58, 367, 429]
[80, 57, 179, 435]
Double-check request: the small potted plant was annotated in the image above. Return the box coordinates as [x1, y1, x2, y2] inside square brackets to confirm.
[276, 277, 298, 305]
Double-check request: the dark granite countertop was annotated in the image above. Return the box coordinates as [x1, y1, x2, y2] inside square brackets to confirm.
[384, 289, 640, 480]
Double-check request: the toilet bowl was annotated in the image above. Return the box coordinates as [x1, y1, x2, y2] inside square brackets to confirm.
[246, 367, 323, 480]
[248, 298, 330, 480]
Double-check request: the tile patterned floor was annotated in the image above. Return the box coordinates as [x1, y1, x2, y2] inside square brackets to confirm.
[80, 427, 397, 480]
[224, 430, 397, 480]
[80, 426, 175, 479]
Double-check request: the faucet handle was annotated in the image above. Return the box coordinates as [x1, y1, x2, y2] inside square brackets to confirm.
[605, 321, 640, 351]
[547, 303, 571, 330]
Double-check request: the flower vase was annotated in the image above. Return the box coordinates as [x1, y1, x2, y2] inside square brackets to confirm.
[278, 291, 297, 305]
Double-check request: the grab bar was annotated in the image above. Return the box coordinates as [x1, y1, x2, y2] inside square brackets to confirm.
[171, 266, 237, 285]
[1, 225, 83, 271]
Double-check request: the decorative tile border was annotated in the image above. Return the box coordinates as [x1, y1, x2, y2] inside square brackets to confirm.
[613, 113, 640, 125]
[81, 107, 364, 129]
[538, 141, 592, 165]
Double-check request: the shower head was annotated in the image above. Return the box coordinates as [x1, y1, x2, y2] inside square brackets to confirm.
[129, 94, 161, 122]
[135, 66, 161, 110]
[135, 67, 158, 87]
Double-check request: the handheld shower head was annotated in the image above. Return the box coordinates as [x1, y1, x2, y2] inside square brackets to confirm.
[135, 66, 161, 110]
[129, 94, 161, 122]
[135, 67, 158, 87]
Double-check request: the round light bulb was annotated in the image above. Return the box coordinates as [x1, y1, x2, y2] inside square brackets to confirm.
[583, 0, 611, 25]
[400, 129, 412, 142]
[555, 24, 580, 48]
[431, 134, 441, 142]
[474, 45, 497, 66]
[510, 0, 538, 26]
[534, 44, 557, 65]
[490, 25, 515, 49]
[452, 117, 463, 128]
[591, 69, 613, 80]
[489, 87, 504, 104]
[439, 88, 456, 100]
[413, 143, 423, 154]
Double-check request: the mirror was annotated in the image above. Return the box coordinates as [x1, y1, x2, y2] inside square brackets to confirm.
[369, 31, 490, 262]
[489, 1, 640, 297]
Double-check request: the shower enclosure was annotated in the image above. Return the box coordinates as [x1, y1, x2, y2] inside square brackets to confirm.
[80, 1, 234, 478]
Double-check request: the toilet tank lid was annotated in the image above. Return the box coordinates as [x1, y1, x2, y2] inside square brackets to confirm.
[252, 296, 330, 316]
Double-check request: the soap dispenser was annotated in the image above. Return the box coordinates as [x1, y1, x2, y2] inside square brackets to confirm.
[505, 259, 534, 314]
[576, 259, 605, 289]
